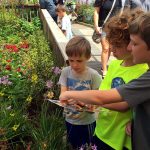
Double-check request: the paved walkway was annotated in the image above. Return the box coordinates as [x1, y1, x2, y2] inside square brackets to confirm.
[72, 23, 114, 73]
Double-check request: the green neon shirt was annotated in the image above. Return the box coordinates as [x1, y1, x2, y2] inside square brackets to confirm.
[95, 60, 148, 150]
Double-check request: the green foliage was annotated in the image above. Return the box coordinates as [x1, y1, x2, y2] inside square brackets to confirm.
[0, 105, 30, 149]
[29, 102, 66, 150]
[0, 7, 63, 149]
[23, 0, 39, 5]
[77, 4, 94, 24]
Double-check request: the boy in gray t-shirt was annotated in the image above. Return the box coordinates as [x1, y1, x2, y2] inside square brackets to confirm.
[59, 36, 102, 149]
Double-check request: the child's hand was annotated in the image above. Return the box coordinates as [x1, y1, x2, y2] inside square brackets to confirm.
[73, 101, 87, 110]
[125, 121, 132, 136]
[59, 91, 69, 104]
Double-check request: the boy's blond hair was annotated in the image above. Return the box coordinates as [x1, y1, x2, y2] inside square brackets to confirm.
[66, 36, 91, 59]
[55, 4, 66, 12]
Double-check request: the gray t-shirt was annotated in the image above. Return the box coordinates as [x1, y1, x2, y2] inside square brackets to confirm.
[59, 66, 102, 125]
[117, 70, 150, 150]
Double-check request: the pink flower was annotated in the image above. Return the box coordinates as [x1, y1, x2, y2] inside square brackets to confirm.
[0, 76, 12, 85]
[46, 80, 53, 89]
[52, 67, 61, 75]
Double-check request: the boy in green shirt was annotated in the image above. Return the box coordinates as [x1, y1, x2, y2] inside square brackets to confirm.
[92, 8, 148, 150]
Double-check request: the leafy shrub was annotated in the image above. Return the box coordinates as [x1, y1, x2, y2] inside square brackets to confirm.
[77, 4, 94, 24]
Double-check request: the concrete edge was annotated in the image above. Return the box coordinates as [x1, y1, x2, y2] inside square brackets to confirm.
[39, 9, 68, 66]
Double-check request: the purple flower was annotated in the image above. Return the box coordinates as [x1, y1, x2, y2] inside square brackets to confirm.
[0, 76, 12, 85]
[91, 144, 97, 150]
[52, 67, 61, 75]
[2, 80, 9, 85]
[7, 81, 12, 85]
[79, 146, 84, 150]
[46, 80, 53, 89]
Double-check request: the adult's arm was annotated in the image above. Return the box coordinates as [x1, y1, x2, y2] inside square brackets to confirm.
[94, 7, 100, 32]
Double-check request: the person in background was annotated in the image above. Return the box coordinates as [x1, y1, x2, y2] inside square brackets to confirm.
[92, 8, 148, 150]
[60, 12, 150, 150]
[93, 0, 121, 78]
[59, 36, 102, 149]
[93, 0, 137, 78]
[132, 0, 150, 11]
[55, 5, 73, 40]
[39, 0, 57, 22]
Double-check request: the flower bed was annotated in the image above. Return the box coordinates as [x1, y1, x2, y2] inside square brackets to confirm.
[0, 8, 66, 149]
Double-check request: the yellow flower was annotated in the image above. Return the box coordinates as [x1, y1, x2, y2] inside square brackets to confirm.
[2, 59, 6, 64]
[12, 124, 19, 131]
[31, 74, 38, 83]
[26, 96, 32, 103]
[43, 143, 47, 148]
[10, 113, 15, 117]
[8, 95, 13, 100]
[47, 91, 54, 99]
[0, 92, 4, 97]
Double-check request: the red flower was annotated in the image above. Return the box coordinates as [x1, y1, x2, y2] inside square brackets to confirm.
[13, 47, 19, 52]
[5, 65, 11, 70]
[6, 59, 12, 63]
[19, 42, 29, 49]
[16, 67, 21, 72]
[5, 44, 12, 49]
[5, 44, 19, 53]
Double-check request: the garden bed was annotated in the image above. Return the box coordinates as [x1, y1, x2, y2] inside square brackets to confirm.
[0, 5, 67, 149]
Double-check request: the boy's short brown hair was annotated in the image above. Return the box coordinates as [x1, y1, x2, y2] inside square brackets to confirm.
[129, 12, 150, 49]
[55, 4, 66, 12]
[66, 36, 91, 58]
[105, 8, 144, 47]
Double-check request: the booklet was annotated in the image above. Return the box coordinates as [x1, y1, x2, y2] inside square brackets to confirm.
[47, 99, 100, 113]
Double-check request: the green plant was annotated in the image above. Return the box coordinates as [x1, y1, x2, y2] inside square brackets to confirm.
[0, 106, 31, 149]
[77, 4, 94, 24]
[0, 3, 64, 149]
[29, 102, 66, 150]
